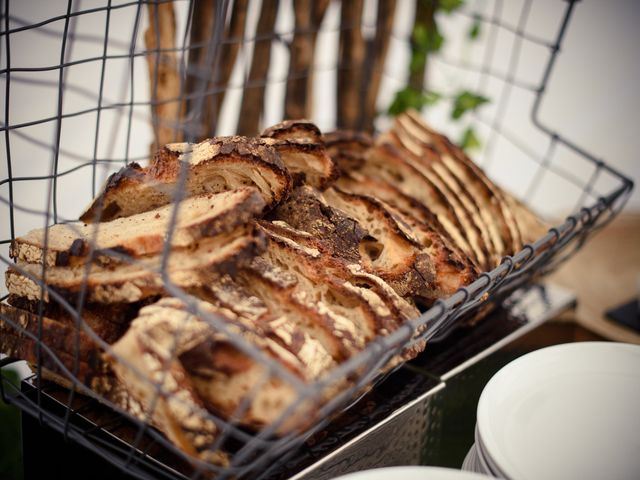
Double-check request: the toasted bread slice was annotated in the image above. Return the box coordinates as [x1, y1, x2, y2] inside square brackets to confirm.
[335, 173, 478, 298]
[261, 120, 339, 189]
[107, 298, 229, 465]
[355, 141, 485, 270]
[256, 220, 424, 360]
[81, 136, 291, 223]
[380, 131, 493, 271]
[272, 185, 436, 303]
[6, 225, 266, 304]
[321, 187, 437, 301]
[402, 110, 525, 252]
[323, 129, 373, 173]
[110, 297, 325, 440]
[12, 189, 265, 267]
[5, 295, 132, 344]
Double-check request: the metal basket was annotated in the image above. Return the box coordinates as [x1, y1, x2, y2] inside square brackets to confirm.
[0, 1, 634, 479]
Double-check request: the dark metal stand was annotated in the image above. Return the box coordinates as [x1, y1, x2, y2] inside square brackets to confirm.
[606, 299, 640, 333]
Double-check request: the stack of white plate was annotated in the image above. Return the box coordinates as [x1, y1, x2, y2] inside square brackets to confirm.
[334, 466, 492, 480]
[462, 342, 640, 479]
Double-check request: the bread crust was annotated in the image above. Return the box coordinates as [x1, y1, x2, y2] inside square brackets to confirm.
[12, 189, 265, 267]
[80, 137, 291, 223]
[6, 226, 266, 304]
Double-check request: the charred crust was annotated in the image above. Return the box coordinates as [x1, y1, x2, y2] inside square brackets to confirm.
[261, 119, 322, 142]
[147, 147, 181, 180]
[79, 164, 145, 223]
[323, 130, 373, 150]
[209, 136, 288, 172]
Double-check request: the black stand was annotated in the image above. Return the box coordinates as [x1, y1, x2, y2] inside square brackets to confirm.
[606, 299, 640, 333]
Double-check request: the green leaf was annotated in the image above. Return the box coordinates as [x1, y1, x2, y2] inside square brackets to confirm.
[410, 49, 427, 74]
[451, 90, 490, 119]
[388, 87, 441, 116]
[460, 127, 481, 151]
[412, 22, 444, 55]
[412, 23, 430, 51]
[438, 0, 464, 13]
[429, 27, 444, 53]
[469, 17, 481, 39]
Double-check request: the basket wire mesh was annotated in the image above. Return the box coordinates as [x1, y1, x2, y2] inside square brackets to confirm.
[0, 0, 634, 479]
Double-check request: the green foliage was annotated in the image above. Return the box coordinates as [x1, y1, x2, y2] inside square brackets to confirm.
[388, 87, 441, 115]
[460, 127, 481, 151]
[469, 17, 481, 39]
[438, 0, 465, 13]
[411, 22, 444, 74]
[451, 90, 489, 119]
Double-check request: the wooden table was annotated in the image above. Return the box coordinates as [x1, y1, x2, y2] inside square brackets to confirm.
[548, 213, 640, 344]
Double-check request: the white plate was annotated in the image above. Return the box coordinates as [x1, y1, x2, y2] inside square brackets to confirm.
[332, 466, 492, 480]
[477, 342, 640, 480]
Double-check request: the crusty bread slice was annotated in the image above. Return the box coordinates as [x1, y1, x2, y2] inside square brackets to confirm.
[402, 110, 525, 253]
[0, 304, 110, 387]
[109, 297, 326, 444]
[380, 131, 494, 271]
[6, 225, 266, 304]
[5, 295, 132, 344]
[388, 125, 499, 267]
[261, 120, 339, 189]
[271, 185, 436, 303]
[356, 141, 486, 270]
[321, 187, 438, 302]
[107, 298, 229, 465]
[323, 129, 373, 173]
[12, 189, 265, 268]
[80, 136, 291, 223]
[199, 271, 345, 367]
[255, 222, 383, 343]
[255, 221, 424, 360]
[335, 173, 478, 297]
[234, 259, 366, 361]
[253, 220, 421, 323]
[262, 119, 323, 143]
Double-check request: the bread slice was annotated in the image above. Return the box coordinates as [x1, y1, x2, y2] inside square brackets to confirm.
[233, 259, 367, 361]
[0, 305, 111, 390]
[107, 298, 229, 465]
[6, 225, 266, 304]
[353, 141, 485, 270]
[321, 187, 438, 302]
[323, 129, 373, 173]
[80, 136, 291, 223]
[403, 111, 526, 249]
[387, 125, 499, 266]
[255, 220, 426, 362]
[336, 172, 478, 290]
[12, 189, 265, 268]
[261, 120, 339, 189]
[262, 119, 323, 143]
[5, 294, 133, 344]
[109, 297, 325, 443]
[251, 222, 420, 323]
[379, 131, 493, 271]
[271, 185, 436, 303]
[397, 112, 521, 257]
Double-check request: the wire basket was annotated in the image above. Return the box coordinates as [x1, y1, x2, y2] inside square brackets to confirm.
[0, 0, 634, 479]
